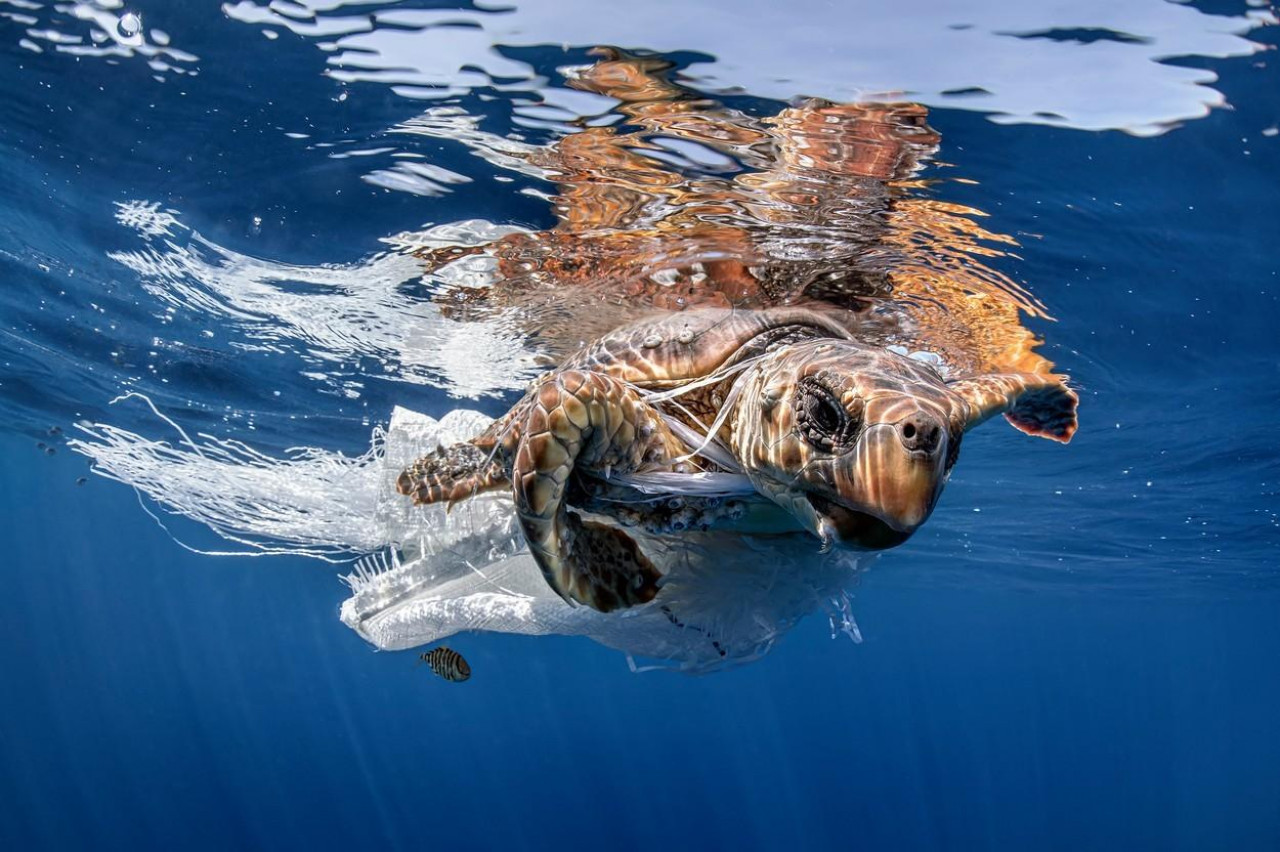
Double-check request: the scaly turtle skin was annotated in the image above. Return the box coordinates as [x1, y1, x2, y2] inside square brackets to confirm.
[398, 308, 1078, 612]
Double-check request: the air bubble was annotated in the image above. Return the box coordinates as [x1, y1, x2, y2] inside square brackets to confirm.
[117, 12, 142, 39]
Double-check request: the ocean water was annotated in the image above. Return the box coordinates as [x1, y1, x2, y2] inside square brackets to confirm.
[2, 1, 1279, 849]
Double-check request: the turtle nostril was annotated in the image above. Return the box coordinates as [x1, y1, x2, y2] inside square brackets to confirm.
[898, 413, 942, 454]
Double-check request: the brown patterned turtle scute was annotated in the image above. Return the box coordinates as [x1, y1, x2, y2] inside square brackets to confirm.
[397, 308, 1079, 613]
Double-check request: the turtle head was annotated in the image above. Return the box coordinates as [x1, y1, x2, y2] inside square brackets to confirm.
[729, 340, 1077, 550]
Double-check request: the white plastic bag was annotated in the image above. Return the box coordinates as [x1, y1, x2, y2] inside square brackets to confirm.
[73, 400, 867, 672]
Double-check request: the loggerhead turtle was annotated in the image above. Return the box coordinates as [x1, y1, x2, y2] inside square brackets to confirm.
[397, 306, 1077, 613]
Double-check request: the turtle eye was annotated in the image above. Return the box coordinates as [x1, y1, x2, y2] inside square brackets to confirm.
[807, 391, 842, 433]
[796, 378, 860, 451]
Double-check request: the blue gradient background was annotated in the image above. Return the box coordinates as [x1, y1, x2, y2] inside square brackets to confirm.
[1, 2, 1278, 849]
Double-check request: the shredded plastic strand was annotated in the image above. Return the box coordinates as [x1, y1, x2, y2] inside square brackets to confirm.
[70, 393, 386, 557]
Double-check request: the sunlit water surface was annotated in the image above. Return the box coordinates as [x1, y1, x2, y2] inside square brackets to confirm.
[2, 1, 1279, 849]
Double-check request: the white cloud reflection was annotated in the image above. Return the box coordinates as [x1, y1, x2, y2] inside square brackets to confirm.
[224, 0, 1275, 135]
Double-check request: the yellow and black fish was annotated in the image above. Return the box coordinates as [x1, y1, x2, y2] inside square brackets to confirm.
[418, 647, 471, 682]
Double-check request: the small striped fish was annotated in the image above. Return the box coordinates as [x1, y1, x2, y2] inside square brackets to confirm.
[418, 647, 471, 682]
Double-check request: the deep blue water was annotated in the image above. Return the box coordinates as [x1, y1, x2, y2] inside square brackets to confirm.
[2, 1, 1279, 849]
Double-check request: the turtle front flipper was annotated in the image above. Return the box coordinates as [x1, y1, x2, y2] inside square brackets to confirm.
[514, 369, 687, 612]
[949, 372, 1079, 443]
[397, 438, 509, 505]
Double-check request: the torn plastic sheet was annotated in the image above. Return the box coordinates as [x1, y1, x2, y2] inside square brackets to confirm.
[71, 400, 867, 672]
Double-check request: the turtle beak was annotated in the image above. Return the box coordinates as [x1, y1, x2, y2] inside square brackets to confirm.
[807, 412, 949, 550]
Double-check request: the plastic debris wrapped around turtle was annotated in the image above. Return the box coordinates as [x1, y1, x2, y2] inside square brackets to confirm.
[72, 400, 867, 673]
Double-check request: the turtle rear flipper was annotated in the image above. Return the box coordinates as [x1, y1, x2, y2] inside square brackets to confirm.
[559, 514, 662, 612]
[397, 441, 508, 505]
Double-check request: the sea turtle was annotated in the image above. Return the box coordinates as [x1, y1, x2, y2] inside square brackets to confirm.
[397, 306, 1077, 613]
